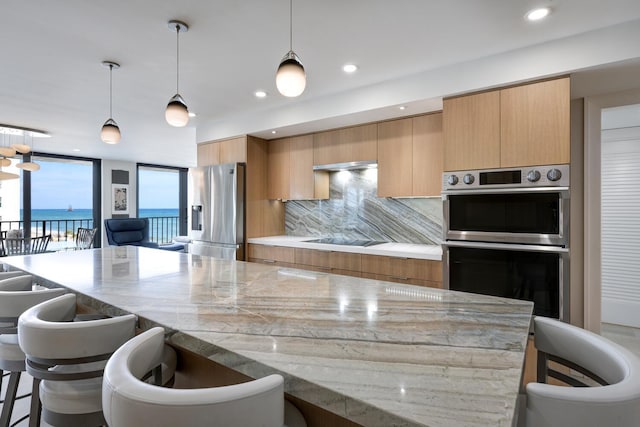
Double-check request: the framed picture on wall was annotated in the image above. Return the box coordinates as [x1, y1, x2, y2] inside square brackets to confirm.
[112, 184, 129, 215]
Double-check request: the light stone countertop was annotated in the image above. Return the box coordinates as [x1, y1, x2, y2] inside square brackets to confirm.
[248, 235, 443, 261]
[3, 246, 531, 427]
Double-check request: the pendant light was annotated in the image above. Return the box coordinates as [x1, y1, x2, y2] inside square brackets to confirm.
[11, 144, 30, 154]
[15, 133, 40, 171]
[100, 61, 121, 144]
[276, 0, 306, 97]
[15, 161, 40, 172]
[165, 20, 189, 127]
[0, 146, 16, 157]
[0, 135, 18, 180]
[0, 126, 49, 173]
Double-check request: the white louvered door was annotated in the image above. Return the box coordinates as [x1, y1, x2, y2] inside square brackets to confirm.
[601, 126, 640, 327]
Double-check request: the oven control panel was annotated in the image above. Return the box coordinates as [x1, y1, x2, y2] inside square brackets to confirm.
[442, 164, 569, 190]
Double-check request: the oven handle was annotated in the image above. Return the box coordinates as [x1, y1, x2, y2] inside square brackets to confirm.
[442, 240, 569, 253]
[441, 186, 569, 196]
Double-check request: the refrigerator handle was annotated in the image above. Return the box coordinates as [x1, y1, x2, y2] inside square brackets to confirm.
[191, 205, 203, 231]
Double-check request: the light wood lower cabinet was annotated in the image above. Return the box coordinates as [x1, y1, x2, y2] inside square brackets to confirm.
[248, 244, 295, 267]
[361, 254, 442, 288]
[249, 244, 441, 288]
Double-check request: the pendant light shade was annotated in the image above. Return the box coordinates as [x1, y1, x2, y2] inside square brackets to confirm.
[0, 171, 19, 180]
[276, 51, 306, 97]
[100, 61, 121, 144]
[101, 118, 121, 144]
[15, 162, 40, 172]
[165, 94, 189, 127]
[166, 20, 189, 127]
[0, 147, 16, 157]
[11, 144, 31, 154]
[276, 0, 306, 97]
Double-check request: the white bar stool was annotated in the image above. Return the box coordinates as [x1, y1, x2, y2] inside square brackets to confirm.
[522, 316, 640, 427]
[18, 293, 136, 427]
[102, 327, 307, 427]
[0, 275, 66, 426]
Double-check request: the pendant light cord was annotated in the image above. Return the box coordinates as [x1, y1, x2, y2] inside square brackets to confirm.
[176, 24, 180, 94]
[289, 0, 293, 51]
[108, 64, 113, 119]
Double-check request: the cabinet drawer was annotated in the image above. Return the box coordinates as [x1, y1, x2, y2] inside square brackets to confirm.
[248, 244, 295, 263]
[329, 252, 361, 272]
[248, 258, 296, 268]
[361, 255, 428, 280]
[330, 269, 361, 278]
[361, 272, 442, 289]
[294, 248, 331, 268]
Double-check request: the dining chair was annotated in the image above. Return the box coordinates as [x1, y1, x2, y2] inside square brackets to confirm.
[2, 235, 51, 256]
[102, 327, 307, 427]
[18, 293, 136, 427]
[522, 316, 640, 427]
[75, 227, 97, 250]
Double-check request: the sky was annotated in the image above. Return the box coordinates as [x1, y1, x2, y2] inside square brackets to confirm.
[27, 159, 179, 209]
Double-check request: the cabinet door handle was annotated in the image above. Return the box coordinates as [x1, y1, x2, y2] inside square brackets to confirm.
[263, 259, 276, 263]
[390, 276, 409, 280]
[316, 266, 331, 271]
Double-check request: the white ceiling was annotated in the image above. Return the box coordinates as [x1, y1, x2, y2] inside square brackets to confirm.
[2, 0, 640, 168]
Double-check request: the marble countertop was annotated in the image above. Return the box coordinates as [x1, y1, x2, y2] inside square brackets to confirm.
[3, 246, 531, 426]
[248, 235, 443, 261]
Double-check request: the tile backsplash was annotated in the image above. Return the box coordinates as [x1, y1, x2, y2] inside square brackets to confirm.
[285, 169, 443, 244]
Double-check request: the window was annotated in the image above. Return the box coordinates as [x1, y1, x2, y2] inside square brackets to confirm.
[137, 164, 187, 244]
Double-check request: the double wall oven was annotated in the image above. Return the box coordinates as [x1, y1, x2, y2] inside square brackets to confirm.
[442, 164, 570, 319]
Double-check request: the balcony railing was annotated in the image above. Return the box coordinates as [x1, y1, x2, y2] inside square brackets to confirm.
[0, 216, 180, 245]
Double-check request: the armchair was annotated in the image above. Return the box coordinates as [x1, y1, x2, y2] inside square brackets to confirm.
[104, 218, 184, 251]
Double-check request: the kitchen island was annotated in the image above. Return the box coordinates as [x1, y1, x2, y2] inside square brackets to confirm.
[3, 246, 532, 427]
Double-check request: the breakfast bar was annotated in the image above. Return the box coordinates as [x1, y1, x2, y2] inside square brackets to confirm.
[3, 246, 533, 426]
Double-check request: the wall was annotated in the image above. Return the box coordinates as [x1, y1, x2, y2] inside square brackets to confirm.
[285, 169, 442, 244]
[101, 159, 137, 246]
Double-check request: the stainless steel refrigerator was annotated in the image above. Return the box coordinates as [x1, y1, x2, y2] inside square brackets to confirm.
[188, 163, 245, 260]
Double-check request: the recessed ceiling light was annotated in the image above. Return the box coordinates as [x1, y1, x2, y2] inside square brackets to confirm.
[399, 106, 407, 110]
[271, 130, 277, 134]
[188, 112, 197, 118]
[525, 7, 551, 21]
[343, 64, 358, 73]
[255, 90, 267, 98]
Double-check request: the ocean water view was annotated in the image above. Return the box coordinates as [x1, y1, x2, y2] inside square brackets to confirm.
[7, 208, 181, 244]
[25, 208, 179, 221]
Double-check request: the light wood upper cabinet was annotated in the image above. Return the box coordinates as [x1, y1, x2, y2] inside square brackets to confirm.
[500, 77, 570, 167]
[443, 91, 501, 171]
[289, 135, 329, 200]
[267, 138, 290, 200]
[267, 135, 328, 200]
[313, 124, 377, 165]
[378, 118, 413, 197]
[197, 137, 247, 167]
[443, 77, 570, 171]
[413, 113, 443, 197]
[377, 113, 444, 197]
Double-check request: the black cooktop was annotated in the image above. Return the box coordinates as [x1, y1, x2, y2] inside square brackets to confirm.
[304, 238, 386, 247]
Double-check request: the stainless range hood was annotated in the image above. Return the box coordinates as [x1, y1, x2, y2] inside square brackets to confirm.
[312, 160, 377, 171]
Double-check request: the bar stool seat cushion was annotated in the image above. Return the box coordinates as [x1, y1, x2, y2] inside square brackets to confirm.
[40, 377, 103, 415]
[0, 334, 24, 372]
